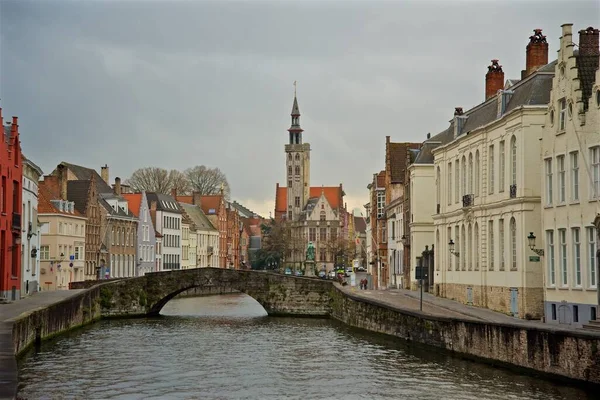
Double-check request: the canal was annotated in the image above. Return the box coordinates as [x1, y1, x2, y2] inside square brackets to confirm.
[17, 293, 595, 399]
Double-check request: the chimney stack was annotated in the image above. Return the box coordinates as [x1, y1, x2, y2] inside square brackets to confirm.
[192, 191, 202, 208]
[171, 188, 177, 199]
[426, 132, 431, 139]
[579, 26, 600, 56]
[100, 164, 109, 184]
[454, 107, 464, 116]
[525, 29, 549, 77]
[114, 177, 121, 196]
[485, 59, 504, 100]
[150, 200, 157, 212]
[57, 164, 68, 200]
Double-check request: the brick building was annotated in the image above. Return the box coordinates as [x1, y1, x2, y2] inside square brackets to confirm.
[0, 111, 23, 301]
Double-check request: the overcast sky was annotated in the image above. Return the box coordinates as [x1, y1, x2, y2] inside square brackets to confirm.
[0, 0, 598, 218]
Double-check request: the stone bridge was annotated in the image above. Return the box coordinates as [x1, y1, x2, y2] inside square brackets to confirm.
[73, 268, 334, 317]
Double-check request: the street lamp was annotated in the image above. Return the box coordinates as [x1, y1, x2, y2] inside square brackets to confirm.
[448, 239, 459, 257]
[527, 232, 544, 256]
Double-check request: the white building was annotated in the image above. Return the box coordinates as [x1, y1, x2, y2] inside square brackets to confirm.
[432, 29, 554, 319]
[21, 155, 43, 297]
[386, 197, 404, 288]
[180, 200, 220, 268]
[541, 24, 600, 327]
[147, 192, 182, 270]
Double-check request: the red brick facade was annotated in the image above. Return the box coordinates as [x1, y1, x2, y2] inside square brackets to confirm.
[0, 110, 23, 300]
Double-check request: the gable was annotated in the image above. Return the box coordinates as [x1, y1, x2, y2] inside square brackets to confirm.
[275, 186, 343, 213]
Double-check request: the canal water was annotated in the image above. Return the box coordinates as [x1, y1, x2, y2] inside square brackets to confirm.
[18, 294, 595, 399]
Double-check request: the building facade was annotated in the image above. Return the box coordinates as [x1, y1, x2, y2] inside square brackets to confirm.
[21, 155, 43, 297]
[122, 191, 157, 276]
[541, 24, 600, 327]
[366, 171, 386, 288]
[432, 30, 554, 319]
[0, 113, 23, 301]
[177, 195, 220, 268]
[147, 192, 182, 270]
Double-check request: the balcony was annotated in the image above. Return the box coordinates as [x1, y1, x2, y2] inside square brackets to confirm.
[509, 184, 517, 199]
[11, 212, 21, 232]
[462, 194, 474, 208]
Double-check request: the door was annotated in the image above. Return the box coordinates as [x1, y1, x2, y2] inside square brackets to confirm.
[510, 288, 519, 317]
[558, 301, 571, 324]
[467, 287, 473, 305]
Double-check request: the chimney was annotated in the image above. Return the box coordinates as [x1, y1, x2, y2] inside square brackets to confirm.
[386, 136, 390, 144]
[192, 191, 202, 207]
[454, 107, 464, 116]
[485, 59, 504, 100]
[579, 26, 600, 56]
[114, 177, 121, 196]
[171, 188, 177, 199]
[100, 164, 109, 184]
[150, 200, 157, 212]
[525, 29, 548, 77]
[426, 132, 431, 139]
[57, 164, 68, 200]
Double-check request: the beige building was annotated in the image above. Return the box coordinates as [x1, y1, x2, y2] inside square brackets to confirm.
[181, 216, 192, 269]
[541, 24, 600, 327]
[180, 201, 219, 268]
[432, 29, 555, 319]
[38, 179, 86, 290]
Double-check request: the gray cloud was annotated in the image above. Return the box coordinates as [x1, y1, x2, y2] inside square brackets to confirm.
[1, 0, 598, 217]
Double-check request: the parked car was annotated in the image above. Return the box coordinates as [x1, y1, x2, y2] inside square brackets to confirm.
[357, 266, 366, 272]
[318, 270, 327, 279]
[284, 268, 292, 275]
[327, 270, 337, 280]
[345, 268, 352, 277]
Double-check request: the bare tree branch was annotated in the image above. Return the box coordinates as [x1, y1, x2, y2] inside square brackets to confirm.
[125, 167, 173, 194]
[185, 166, 230, 199]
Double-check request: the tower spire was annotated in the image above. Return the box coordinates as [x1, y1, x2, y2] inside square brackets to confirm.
[288, 82, 303, 144]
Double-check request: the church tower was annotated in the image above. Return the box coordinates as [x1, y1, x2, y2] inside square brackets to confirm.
[285, 89, 311, 221]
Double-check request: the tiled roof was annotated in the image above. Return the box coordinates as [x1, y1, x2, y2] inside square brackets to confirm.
[230, 201, 263, 219]
[376, 171, 385, 188]
[353, 216, 366, 233]
[176, 195, 193, 204]
[199, 195, 223, 215]
[180, 203, 216, 231]
[275, 186, 343, 213]
[122, 193, 142, 217]
[67, 180, 92, 215]
[99, 193, 136, 218]
[576, 52, 599, 110]
[38, 179, 83, 216]
[58, 162, 112, 193]
[146, 192, 182, 214]
[387, 142, 421, 183]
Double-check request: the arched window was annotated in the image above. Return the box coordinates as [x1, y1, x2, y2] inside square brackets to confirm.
[461, 156, 467, 197]
[461, 225, 466, 270]
[288, 153, 292, 160]
[468, 223, 472, 270]
[510, 217, 517, 270]
[510, 136, 517, 186]
[436, 167, 441, 206]
[288, 166, 292, 176]
[475, 150, 480, 196]
[295, 166, 300, 175]
[320, 211, 326, 221]
[436, 230, 440, 271]
[468, 153, 473, 194]
[474, 223, 479, 271]
[295, 153, 300, 161]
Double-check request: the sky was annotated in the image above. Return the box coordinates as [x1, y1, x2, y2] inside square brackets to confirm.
[0, 0, 598, 219]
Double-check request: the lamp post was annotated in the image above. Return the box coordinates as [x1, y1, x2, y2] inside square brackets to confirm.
[527, 232, 545, 256]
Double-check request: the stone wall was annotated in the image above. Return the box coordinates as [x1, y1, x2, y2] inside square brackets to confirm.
[330, 287, 600, 384]
[176, 286, 238, 298]
[437, 282, 544, 319]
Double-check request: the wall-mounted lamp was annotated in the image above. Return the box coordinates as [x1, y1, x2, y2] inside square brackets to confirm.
[527, 232, 544, 256]
[448, 239, 460, 257]
[400, 235, 407, 246]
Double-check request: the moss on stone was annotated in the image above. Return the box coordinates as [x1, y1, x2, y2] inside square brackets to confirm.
[99, 286, 113, 309]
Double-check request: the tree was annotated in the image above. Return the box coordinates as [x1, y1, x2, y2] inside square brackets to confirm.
[125, 167, 174, 194]
[253, 218, 292, 269]
[185, 166, 230, 199]
[325, 236, 354, 269]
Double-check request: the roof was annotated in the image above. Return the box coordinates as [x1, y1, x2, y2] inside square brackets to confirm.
[376, 171, 385, 188]
[387, 142, 421, 183]
[122, 193, 142, 217]
[414, 128, 454, 164]
[180, 203, 217, 231]
[291, 95, 300, 116]
[67, 180, 92, 215]
[354, 216, 366, 233]
[99, 193, 136, 219]
[146, 192, 182, 214]
[229, 201, 263, 219]
[38, 178, 84, 217]
[198, 194, 223, 215]
[22, 154, 43, 177]
[58, 162, 112, 193]
[275, 186, 343, 213]
[575, 50, 599, 110]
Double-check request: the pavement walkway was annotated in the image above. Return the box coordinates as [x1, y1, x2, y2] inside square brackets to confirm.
[340, 285, 599, 335]
[0, 290, 84, 400]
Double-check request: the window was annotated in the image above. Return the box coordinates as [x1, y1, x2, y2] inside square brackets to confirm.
[557, 155, 565, 203]
[59, 222, 63, 234]
[559, 229, 567, 286]
[510, 136, 517, 186]
[559, 98, 566, 131]
[545, 159, 553, 205]
[461, 225, 466, 271]
[547, 230, 555, 286]
[510, 218, 517, 270]
[319, 228, 327, 241]
[475, 151, 480, 197]
[447, 162, 452, 205]
[330, 227, 337, 238]
[295, 166, 300, 175]
[288, 166, 292, 176]
[436, 167, 441, 205]
[320, 211, 326, 221]
[551, 304, 557, 320]
[376, 191, 385, 218]
[288, 180, 292, 187]
[573, 228, 581, 287]
[309, 228, 316, 242]
[40, 245, 49, 260]
[570, 152, 579, 201]
[382, 222, 387, 243]
[573, 305, 579, 323]
[455, 225, 459, 271]
[455, 160, 459, 203]
[468, 153, 473, 194]
[499, 140, 505, 192]
[588, 227, 597, 288]
[295, 153, 300, 161]
[294, 196, 300, 207]
[474, 223, 480, 271]
[592, 147, 600, 198]
[111, 228, 115, 245]
[499, 219, 505, 270]
[467, 224, 472, 271]
[461, 156, 466, 197]
[488, 145, 494, 194]
[488, 220, 494, 270]
[447, 227, 452, 270]
[287, 211, 292, 220]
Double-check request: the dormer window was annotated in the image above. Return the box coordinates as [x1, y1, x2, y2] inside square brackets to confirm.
[559, 98, 566, 131]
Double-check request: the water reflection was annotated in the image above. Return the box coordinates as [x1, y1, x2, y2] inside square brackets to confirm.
[18, 294, 595, 400]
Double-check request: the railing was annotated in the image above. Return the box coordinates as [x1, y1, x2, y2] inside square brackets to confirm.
[462, 194, 474, 208]
[11, 212, 21, 231]
[510, 184, 517, 198]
